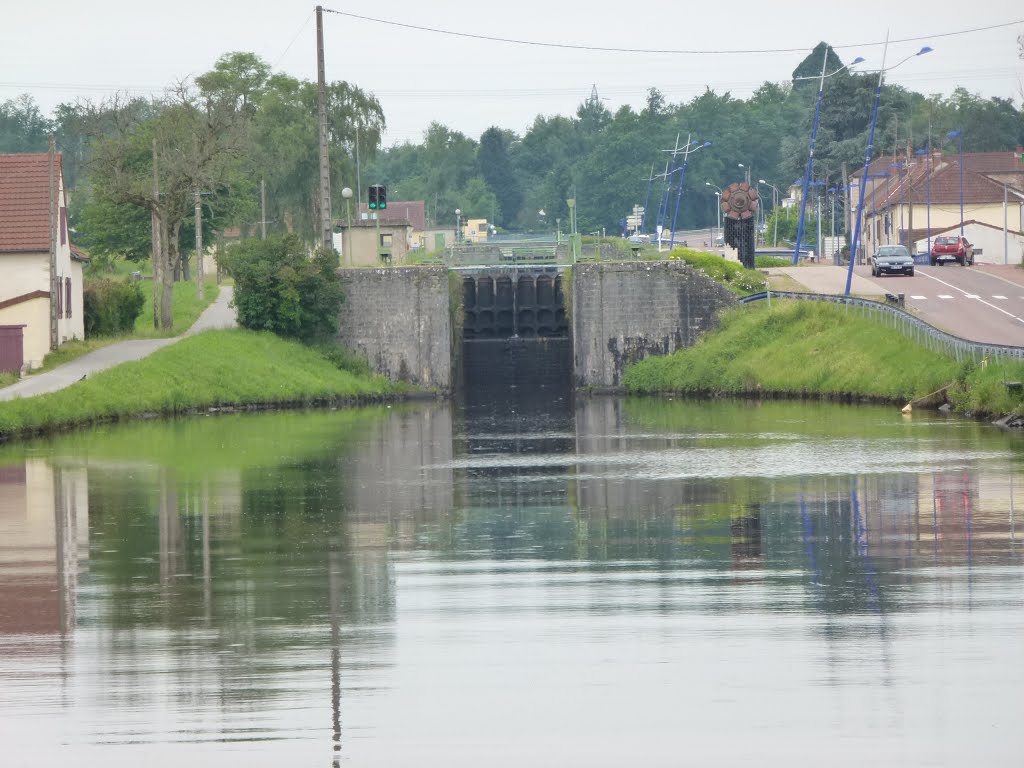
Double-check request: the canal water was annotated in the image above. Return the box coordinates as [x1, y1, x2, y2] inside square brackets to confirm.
[1, 394, 1022, 767]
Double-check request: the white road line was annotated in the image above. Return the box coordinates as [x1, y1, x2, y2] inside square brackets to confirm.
[938, 294, 954, 299]
[993, 295, 1008, 300]
[919, 271, 1024, 324]
[911, 295, 927, 300]
[965, 294, 979, 299]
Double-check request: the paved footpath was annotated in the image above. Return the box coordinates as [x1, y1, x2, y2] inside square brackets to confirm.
[0, 286, 235, 402]
[764, 263, 887, 297]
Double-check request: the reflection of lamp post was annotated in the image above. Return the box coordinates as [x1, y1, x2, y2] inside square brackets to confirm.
[947, 128, 964, 239]
[455, 208, 462, 244]
[792, 52, 864, 265]
[341, 187, 353, 266]
[846, 39, 932, 295]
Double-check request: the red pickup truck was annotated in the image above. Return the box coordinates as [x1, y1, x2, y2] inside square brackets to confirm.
[930, 235, 974, 266]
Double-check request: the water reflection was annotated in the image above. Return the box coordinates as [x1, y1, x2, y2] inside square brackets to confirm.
[0, 398, 1021, 766]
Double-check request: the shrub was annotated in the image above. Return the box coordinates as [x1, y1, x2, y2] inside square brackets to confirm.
[221, 234, 345, 344]
[83, 278, 146, 337]
[313, 342, 371, 378]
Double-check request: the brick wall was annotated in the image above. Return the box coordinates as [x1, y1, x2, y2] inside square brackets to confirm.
[337, 267, 452, 391]
[571, 261, 736, 389]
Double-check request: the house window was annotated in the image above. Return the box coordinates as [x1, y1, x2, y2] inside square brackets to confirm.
[65, 277, 72, 319]
[379, 233, 393, 247]
[60, 207, 67, 246]
[56, 275, 62, 318]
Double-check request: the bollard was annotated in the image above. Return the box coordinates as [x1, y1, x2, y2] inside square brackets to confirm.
[898, 293, 905, 308]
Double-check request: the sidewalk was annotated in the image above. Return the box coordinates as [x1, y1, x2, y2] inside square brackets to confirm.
[0, 286, 235, 402]
[764, 263, 887, 297]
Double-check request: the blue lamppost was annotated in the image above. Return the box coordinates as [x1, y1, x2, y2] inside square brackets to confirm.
[792, 51, 864, 265]
[668, 137, 712, 251]
[947, 128, 964, 238]
[846, 40, 932, 295]
[914, 145, 932, 260]
[640, 163, 655, 234]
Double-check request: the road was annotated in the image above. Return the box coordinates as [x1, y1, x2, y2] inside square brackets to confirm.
[858, 264, 1024, 346]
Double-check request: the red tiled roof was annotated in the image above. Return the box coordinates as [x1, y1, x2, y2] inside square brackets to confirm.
[857, 151, 1024, 211]
[0, 153, 65, 253]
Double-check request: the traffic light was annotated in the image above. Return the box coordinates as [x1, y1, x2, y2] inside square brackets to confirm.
[368, 184, 388, 211]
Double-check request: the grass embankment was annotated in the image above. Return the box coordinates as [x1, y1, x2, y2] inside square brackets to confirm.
[624, 299, 960, 402]
[0, 329, 392, 440]
[27, 278, 220, 376]
[666, 248, 768, 295]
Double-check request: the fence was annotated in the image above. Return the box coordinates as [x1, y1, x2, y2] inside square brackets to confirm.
[738, 290, 1024, 364]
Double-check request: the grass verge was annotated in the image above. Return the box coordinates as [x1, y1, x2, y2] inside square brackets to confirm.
[666, 248, 768, 295]
[623, 299, 960, 402]
[134, 279, 219, 338]
[0, 329, 393, 440]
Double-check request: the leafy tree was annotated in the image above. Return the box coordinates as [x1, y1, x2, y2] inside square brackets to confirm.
[0, 94, 50, 153]
[222, 234, 344, 343]
[477, 127, 521, 227]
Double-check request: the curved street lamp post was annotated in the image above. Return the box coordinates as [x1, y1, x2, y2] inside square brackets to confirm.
[792, 51, 864, 265]
[846, 39, 932, 295]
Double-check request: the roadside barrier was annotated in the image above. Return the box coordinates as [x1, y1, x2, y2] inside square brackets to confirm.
[738, 290, 1024, 364]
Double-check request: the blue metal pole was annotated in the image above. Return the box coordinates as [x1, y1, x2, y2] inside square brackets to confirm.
[845, 63, 887, 295]
[669, 154, 691, 251]
[794, 49, 829, 265]
[958, 130, 964, 238]
[656, 160, 674, 243]
[927, 144, 931, 258]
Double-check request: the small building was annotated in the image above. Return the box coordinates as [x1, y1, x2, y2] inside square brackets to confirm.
[336, 220, 413, 267]
[0, 152, 86, 372]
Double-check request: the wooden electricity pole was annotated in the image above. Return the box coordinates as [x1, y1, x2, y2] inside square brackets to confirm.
[316, 5, 334, 252]
[151, 138, 162, 329]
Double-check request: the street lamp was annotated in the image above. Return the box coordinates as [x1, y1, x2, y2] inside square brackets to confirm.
[738, 162, 751, 185]
[846, 39, 932, 295]
[913, 147, 933, 261]
[791, 53, 864, 265]
[705, 182, 723, 254]
[667, 137, 712, 251]
[947, 128, 964, 240]
[758, 179, 782, 247]
[341, 187, 353, 266]
[455, 208, 462, 244]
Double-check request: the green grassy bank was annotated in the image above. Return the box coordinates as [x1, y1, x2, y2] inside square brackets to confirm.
[623, 299, 1024, 418]
[0, 329, 393, 440]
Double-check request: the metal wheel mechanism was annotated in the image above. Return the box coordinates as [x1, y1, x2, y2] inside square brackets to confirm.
[721, 182, 759, 270]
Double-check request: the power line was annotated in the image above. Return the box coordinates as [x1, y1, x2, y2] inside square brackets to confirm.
[272, 10, 314, 68]
[323, 9, 1023, 55]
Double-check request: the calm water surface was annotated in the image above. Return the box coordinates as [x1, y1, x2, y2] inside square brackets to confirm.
[1, 394, 1022, 767]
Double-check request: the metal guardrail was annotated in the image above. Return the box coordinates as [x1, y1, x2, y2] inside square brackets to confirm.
[738, 290, 1024, 364]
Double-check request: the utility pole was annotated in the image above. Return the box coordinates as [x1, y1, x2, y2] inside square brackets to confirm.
[195, 187, 204, 301]
[316, 5, 334, 252]
[48, 135, 58, 350]
[261, 177, 267, 240]
[151, 138, 161, 329]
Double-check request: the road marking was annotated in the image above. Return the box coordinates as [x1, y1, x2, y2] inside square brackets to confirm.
[938, 294, 954, 299]
[920, 271, 1024, 325]
[911, 295, 927, 300]
[993, 295, 1008, 300]
[965, 294, 979, 299]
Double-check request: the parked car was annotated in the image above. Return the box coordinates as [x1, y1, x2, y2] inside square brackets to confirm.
[870, 244, 914, 277]
[930, 235, 974, 266]
[626, 234, 651, 245]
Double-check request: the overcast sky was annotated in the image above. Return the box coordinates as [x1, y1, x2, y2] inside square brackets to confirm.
[2, 1, 1021, 145]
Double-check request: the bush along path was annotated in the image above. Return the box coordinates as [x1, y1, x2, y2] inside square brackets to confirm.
[0, 287, 236, 402]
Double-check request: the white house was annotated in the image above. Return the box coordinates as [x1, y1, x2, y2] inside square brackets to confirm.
[0, 152, 86, 371]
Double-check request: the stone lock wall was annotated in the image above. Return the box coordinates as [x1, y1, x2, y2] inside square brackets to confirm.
[571, 261, 737, 389]
[337, 267, 452, 391]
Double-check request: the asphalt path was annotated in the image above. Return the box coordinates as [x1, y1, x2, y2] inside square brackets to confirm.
[0, 286, 235, 401]
[858, 264, 1024, 346]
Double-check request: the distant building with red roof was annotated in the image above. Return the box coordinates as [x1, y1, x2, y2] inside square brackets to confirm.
[0, 152, 87, 371]
[849, 146, 1024, 264]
